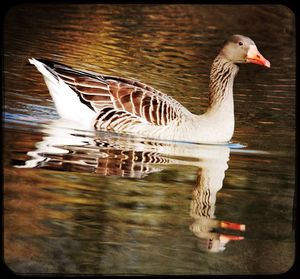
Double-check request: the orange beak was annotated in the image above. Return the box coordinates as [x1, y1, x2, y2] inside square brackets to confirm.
[246, 45, 271, 68]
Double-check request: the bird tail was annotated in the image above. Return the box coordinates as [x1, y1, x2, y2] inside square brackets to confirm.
[29, 58, 96, 127]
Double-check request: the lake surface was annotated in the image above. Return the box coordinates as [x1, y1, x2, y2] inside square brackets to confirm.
[3, 4, 295, 275]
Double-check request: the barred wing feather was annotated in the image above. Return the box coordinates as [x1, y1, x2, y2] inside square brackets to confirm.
[39, 60, 189, 128]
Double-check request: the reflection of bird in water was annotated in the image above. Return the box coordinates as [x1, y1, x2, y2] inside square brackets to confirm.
[190, 167, 245, 253]
[38, 147, 168, 178]
[18, 119, 169, 178]
[15, 119, 245, 252]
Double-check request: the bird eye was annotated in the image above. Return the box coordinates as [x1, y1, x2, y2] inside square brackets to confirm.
[238, 41, 243, 46]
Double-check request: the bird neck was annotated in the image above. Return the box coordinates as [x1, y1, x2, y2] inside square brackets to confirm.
[207, 55, 239, 112]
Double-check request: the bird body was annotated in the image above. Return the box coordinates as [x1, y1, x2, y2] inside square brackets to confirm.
[29, 35, 270, 144]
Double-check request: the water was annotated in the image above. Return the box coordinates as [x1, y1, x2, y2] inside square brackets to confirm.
[3, 4, 295, 275]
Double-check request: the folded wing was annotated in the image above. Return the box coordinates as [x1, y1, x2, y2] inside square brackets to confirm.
[38, 59, 189, 127]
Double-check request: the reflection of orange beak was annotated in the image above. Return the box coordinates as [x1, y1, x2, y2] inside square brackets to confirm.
[220, 221, 246, 231]
[220, 234, 244, 241]
[246, 45, 271, 68]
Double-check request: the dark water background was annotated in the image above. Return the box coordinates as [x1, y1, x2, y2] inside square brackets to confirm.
[3, 4, 295, 275]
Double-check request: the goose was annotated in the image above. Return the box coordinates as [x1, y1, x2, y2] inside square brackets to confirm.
[29, 34, 270, 144]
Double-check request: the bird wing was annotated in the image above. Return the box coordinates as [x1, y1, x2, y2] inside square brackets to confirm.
[39, 59, 189, 126]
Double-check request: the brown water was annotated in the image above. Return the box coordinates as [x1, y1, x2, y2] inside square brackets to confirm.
[3, 4, 295, 275]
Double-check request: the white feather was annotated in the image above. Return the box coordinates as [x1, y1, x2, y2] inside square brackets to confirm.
[29, 58, 96, 128]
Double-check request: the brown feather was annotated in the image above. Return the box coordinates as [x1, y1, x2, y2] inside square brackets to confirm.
[39, 60, 185, 127]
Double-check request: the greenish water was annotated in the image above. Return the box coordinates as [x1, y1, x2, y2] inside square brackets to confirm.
[3, 4, 295, 275]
